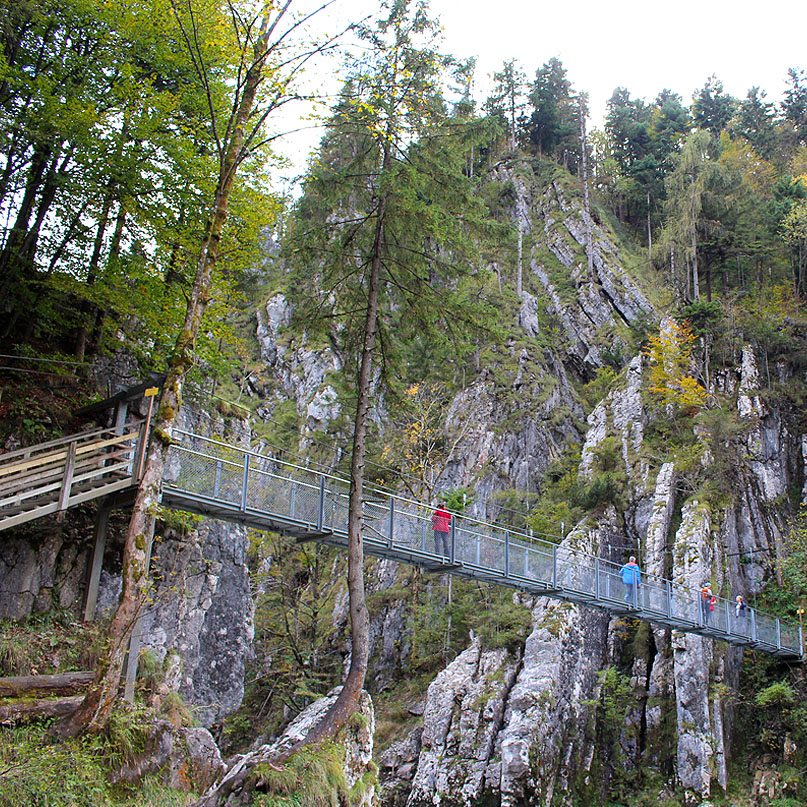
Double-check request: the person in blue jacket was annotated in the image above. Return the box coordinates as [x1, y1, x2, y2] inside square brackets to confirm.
[620, 556, 641, 606]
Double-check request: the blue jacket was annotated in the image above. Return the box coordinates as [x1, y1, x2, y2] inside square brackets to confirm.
[620, 562, 641, 585]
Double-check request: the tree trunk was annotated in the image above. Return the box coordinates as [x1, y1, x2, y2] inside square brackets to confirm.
[0, 142, 53, 293]
[75, 191, 114, 361]
[579, 101, 594, 283]
[53, 12, 273, 741]
[0, 671, 94, 697]
[0, 695, 83, 723]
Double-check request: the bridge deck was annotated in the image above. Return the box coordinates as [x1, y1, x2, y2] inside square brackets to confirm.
[163, 431, 804, 662]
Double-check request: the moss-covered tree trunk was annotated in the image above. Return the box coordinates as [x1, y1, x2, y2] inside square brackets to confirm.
[54, 17, 272, 739]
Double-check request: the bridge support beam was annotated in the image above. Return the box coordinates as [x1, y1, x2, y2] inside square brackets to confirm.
[83, 501, 112, 622]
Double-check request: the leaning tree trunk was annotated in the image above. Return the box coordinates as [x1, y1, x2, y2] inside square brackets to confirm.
[53, 19, 271, 740]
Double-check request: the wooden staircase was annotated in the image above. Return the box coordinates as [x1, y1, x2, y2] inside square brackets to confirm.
[0, 423, 146, 532]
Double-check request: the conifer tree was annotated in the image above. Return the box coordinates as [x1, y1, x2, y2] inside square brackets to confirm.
[485, 59, 527, 152]
[277, 0, 496, 754]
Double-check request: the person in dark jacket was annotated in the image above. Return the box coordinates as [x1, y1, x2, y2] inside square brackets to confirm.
[432, 504, 451, 557]
[734, 594, 748, 634]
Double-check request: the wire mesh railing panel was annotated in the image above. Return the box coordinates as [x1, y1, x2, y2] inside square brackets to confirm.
[522, 543, 554, 585]
[170, 449, 244, 506]
[597, 565, 626, 605]
[640, 580, 669, 617]
[555, 547, 597, 596]
[728, 610, 753, 640]
[710, 599, 729, 633]
[323, 483, 351, 534]
[361, 499, 390, 544]
[246, 467, 294, 518]
[754, 612, 778, 646]
[390, 500, 432, 553]
[456, 525, 505, 572]
[779, 622, 800, 652]
[288, 479, 324, 526]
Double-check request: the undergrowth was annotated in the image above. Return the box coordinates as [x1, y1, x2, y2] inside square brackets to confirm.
[0, 715, 194, 807]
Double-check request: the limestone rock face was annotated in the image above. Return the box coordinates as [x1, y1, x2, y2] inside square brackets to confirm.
[532, 180, 654, 377]
[0, 526, 91, 619]
[255, 292, 343, 432]
[138, 515, 254, 728]
[131, 408, 255, 728]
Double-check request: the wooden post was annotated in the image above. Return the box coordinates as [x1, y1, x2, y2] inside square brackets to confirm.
[83, 502, 111, 622]
[57, 442, 77, 512]
[133, 390, 157, 481]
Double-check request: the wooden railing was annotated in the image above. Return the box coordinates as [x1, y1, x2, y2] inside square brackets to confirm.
[0, 423, 146, 531]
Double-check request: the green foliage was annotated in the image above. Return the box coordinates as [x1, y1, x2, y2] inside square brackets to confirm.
[755, 681, 796, 708]
[570, 473, 624, 512]
[581, 367, 619, 413]
[1, 0, 282, 382]
[0, 719, 194, 806]
[440, 487, 474, 513]
[410, 579, 530, 673]
[526, 446, 585, 539]
[0, 614, 105, 676]
[251, 742, 352, 807]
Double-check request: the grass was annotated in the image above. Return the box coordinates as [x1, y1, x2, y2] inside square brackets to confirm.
[0, 614, 105, 677]
[0, 719, 196, 807]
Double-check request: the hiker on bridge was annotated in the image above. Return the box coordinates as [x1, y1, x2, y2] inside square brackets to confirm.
[700, 583, 716, 625]
[620, 556, 641, 606]
[734, 594, 748, 633]
[432, 503, 452, 557]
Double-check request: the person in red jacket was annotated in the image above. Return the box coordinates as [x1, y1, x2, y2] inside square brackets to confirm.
[432, 504, 451, 557]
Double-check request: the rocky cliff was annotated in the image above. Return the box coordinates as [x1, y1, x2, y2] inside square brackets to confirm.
[251, 163, 802, 806]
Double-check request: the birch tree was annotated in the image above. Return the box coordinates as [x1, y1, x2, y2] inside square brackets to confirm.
[56, 0, 334, 738]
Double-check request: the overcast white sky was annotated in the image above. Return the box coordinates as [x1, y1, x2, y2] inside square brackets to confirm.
[274, 0, 807, 188]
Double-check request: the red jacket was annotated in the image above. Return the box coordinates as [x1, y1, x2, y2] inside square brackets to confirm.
[432, 507, 451, 533]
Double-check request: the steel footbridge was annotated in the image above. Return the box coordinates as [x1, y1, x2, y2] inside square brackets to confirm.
[1, 426, 803, 661]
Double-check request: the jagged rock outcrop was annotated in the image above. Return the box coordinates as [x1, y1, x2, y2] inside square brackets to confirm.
[531, 180, 654, 377]
[196, 688, 376, 807]
[256, 292, 344, 433]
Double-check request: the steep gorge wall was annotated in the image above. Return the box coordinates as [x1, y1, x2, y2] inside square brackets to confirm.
[252, 166, 803, 805]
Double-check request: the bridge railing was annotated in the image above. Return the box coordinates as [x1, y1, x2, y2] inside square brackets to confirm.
[165, 430, 803, 657]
